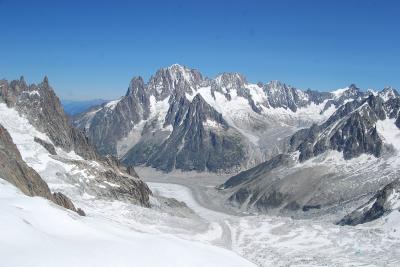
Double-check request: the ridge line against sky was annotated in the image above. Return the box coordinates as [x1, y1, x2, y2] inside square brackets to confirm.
[0, 0, 399, 100]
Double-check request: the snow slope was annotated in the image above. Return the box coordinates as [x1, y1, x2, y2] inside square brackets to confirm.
[0, 180, 255, 267]
[0, 102, 256, 266]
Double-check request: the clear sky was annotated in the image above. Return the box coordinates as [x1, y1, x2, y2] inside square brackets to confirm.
[1, 0, 399, 100]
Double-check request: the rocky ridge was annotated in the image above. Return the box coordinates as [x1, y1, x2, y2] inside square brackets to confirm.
[338, 179, 400, 226]
[74, 64, 367, 173]
[219, 91, 400, 219]
[0, 77, 152, 208]
[0, 124, 84, 215]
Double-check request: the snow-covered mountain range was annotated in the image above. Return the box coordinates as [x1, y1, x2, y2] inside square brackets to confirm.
[219, 91, 400, 221]
[74, 64, 383, 173]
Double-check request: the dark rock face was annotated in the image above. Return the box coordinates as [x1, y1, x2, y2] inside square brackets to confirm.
[0, 124, 52, 199]
[99, 170, 151, 206]
[0, 77, 96, 160]
[0, 124, 84, 215]
[338, 180, 400, 226]
[126, 165, 139, 178]
[75, 76, 151, 156]
[34, 137, 57, 155]
[74, 65, 208, 163]
[220, 154, 293, 211]
[263, 80, 308, 112]
[220, 154, 291, 190]
[52, 192, 81, 214]
[290, 95, 385, 162]
[123, 93, 246, 172]
[147, 64, 204, 100]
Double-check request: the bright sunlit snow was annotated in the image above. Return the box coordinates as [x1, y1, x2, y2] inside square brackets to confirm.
[0, 180, 255, 267]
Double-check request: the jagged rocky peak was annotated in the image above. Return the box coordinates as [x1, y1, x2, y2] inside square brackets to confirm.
[348, 83, 360, 91]
[189, 93, 227, 126]
[379, 86, 399, 101]
[147, 64, 204, 100]
[290, 94, 386, 162]
[0, 76, 97, 160]
[213, 72, 247, 91]
[43, 75, 49, 85]
[126, 76, 145, 96]
[265, 80, 286, 90]
[124, 76, 150, 111]
[263, 80, 305, 111]
[332, 84, 362, 99]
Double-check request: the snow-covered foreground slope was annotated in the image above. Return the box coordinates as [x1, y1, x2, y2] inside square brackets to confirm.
[0, 102, 256, 266]
[0, 180, 255, 267]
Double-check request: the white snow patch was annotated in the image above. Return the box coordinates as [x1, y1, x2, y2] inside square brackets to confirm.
[25, 90, 40, 97]
[103, 181, 120, 188]
[377, 119, 400, 150]
[104, 98, 122, 110]
[331, 87, 349, 99]
[203, 119, 221, 128]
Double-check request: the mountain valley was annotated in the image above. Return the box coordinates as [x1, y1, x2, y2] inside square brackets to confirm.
[1, 67, 400, 266]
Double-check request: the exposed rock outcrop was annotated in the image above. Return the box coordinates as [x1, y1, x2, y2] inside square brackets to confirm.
[338, 180, 400, 226]
[123, 93, 246, 172]
[34, 137, 57, 155]
[0, 124, 84, 215]
[289, 95, 385, 162]
[0, 77, 152, 208]
[0, 77, 96, 160]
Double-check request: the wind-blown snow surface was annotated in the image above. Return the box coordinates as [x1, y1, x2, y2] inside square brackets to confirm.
[0, 180, 254, 267]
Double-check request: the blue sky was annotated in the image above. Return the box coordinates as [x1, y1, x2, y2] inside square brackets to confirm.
[1, 0, 399, 100]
